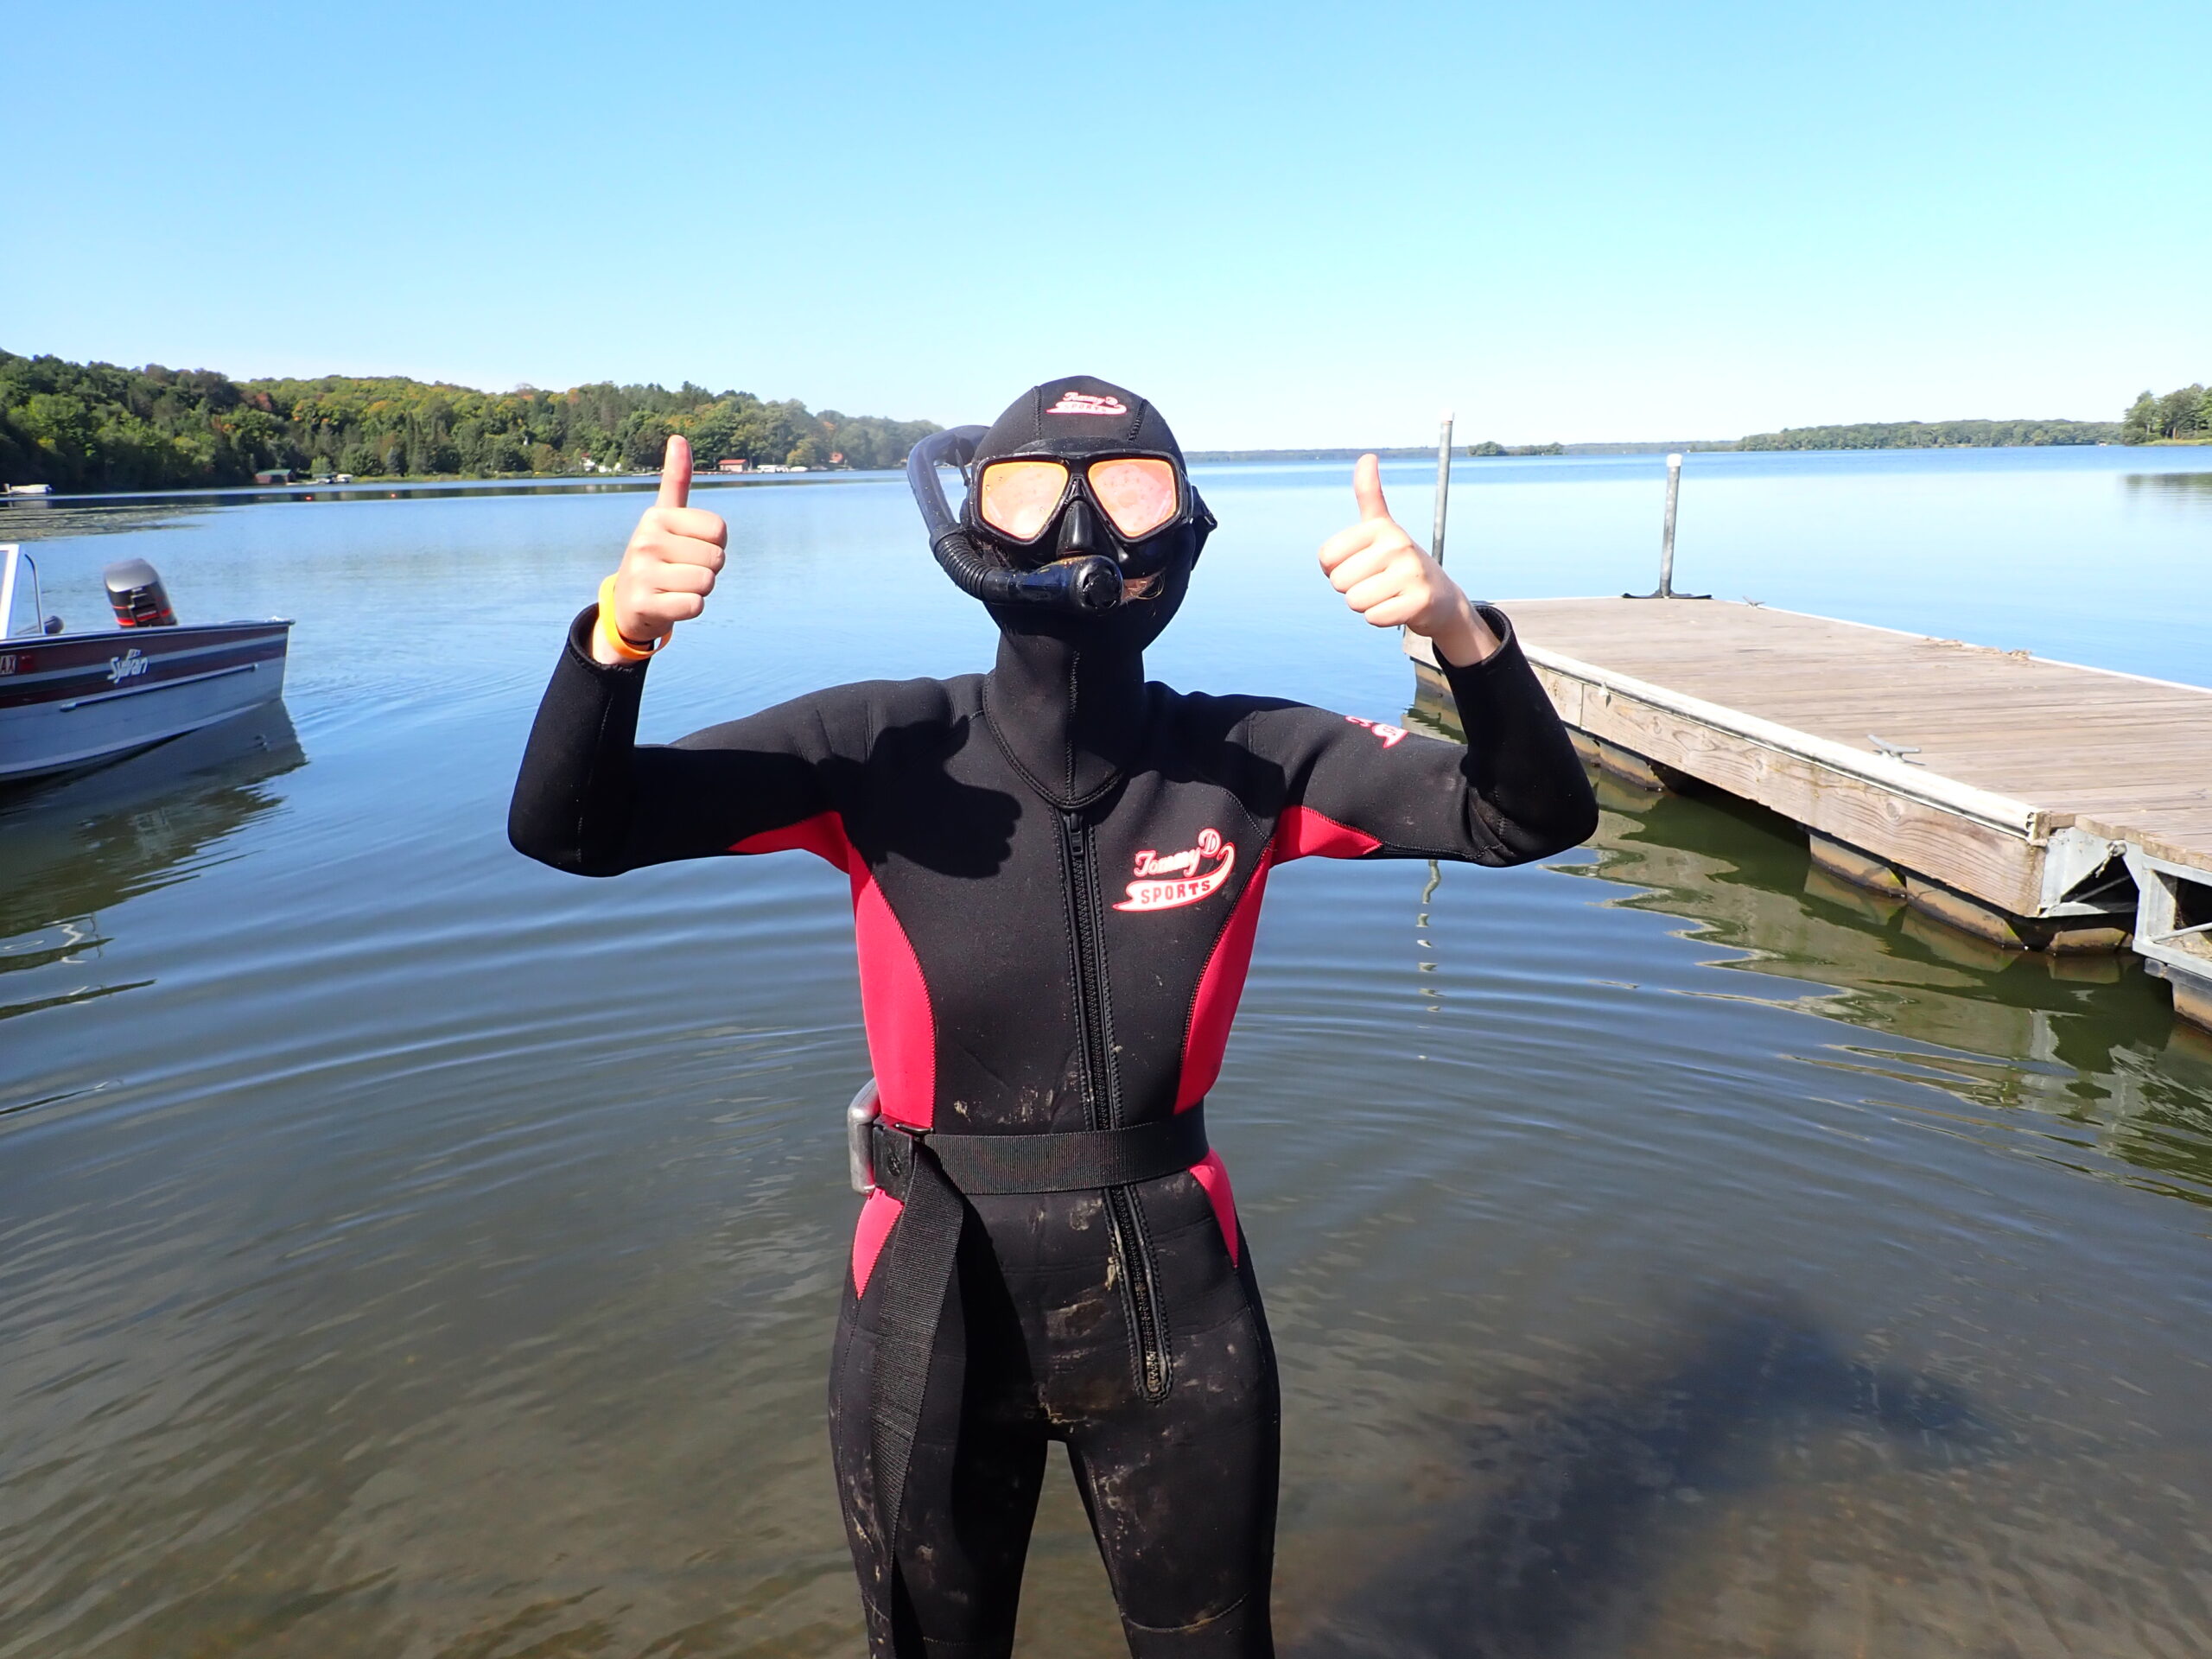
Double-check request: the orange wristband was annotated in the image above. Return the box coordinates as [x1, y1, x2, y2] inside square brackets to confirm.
[594, 573, 664, 662]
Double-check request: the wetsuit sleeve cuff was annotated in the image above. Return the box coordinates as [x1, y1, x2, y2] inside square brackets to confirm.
[563, 604, 652, 678]
[1434, 604, 1561, 734]
[1436, 604, 1526, 687]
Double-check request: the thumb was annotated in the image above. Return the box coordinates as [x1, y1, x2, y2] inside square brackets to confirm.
[1352, 453, 1389, 522]
[657, 435, 691, 510]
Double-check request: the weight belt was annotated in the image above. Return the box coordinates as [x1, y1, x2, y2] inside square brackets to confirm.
[861, 1104, 1211, 1563]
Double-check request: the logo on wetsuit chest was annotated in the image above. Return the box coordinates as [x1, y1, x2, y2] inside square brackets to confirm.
[1115, 827, 1236, 912]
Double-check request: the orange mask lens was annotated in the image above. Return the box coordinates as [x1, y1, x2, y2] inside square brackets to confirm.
[976, 461, 1071, 542]
[1086, 459, 1179, 539]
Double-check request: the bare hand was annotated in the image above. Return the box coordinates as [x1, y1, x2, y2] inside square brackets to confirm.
[1317, 454, 1496, 666]
[593, 435, 728, 664]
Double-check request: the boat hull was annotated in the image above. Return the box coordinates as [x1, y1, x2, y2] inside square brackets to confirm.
[0, 620, 292, 782]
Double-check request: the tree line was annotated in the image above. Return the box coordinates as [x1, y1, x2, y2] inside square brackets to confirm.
[0, 350, 941, 492]
[1737, 417, 2121, 450]
[9, 347, 2207, 492]
[2121, 385, 2212, 444]
[1738, 385, 2209, 452]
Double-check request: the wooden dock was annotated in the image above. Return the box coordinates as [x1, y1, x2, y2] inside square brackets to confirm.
[1405, 599, 2212, 1031]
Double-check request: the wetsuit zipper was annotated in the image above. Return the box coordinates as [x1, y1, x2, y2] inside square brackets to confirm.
[1061, 807, 1171, 1401]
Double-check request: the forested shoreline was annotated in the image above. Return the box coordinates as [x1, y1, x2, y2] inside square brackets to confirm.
[1736, 417, 2122, 450]
[0, 351, 940, 493]
[3, 350, 2206, 493]
[1681, 384, 2205, 452]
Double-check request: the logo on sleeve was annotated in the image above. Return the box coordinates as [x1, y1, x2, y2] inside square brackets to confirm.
[1115, 828, 1236, 912]
[1345, 715, 1408, 747]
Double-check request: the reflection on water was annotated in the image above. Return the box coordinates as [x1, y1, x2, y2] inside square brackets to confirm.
[0, 707, 303, 1026]
[0, 495, 211, 542]
[2122, 468, 2212, 505]
[1570, 774, 2212, 1210]
[0, 469, 874, 531]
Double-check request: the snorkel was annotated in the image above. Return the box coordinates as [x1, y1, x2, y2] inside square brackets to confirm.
[906, 426, 1125, 614]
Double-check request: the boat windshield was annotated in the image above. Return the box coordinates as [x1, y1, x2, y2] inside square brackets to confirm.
[1, 545, 45, 639]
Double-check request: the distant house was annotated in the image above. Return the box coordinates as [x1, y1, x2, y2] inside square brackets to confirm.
[716, 457, 750, 474]
[830, 451, 845, 465]
[253, 468, 295, 486]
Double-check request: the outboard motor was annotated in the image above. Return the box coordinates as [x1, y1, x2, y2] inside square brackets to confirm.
[104, 558, 178, 627]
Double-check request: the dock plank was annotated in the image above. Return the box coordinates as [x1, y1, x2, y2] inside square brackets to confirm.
[1493, 599, 2212, 864]
[1403, 599, 2212, 1011]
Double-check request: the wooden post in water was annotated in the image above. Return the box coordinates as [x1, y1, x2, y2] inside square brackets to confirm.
[1431, 410, 1454, 565]
[1657, 452, 1682, 598]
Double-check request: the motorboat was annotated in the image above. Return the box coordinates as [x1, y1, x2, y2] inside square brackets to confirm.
[0, 543, 293, 784]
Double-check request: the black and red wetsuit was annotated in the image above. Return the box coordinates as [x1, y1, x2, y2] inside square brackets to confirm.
[510, 590, 1595, 1656]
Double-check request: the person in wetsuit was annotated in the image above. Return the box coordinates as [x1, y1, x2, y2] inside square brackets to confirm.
[508, 377, 1597, 1656]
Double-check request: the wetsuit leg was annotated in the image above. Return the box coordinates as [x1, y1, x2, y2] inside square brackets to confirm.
[1055, 1179, 1282, 1658]
[830, 1212, 1050, 1658]
[832, 1174, 1279, 1656]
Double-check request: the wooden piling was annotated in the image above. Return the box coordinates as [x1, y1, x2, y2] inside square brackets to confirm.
[1431, 411, 1454, 564]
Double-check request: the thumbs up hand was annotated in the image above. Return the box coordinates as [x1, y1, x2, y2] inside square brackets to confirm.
[592, 435, 729, 664]
[1317, 454, 1497, 667]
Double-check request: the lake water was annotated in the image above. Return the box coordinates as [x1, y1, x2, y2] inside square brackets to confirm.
[3, 447, 2210, 1658]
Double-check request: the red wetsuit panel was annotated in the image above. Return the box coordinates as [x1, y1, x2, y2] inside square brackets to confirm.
[1174, 848, 1274, 1113]
[731, 810, 935, 1129]
[851, 1188, 903, 1295]
[1189, 1150, 1240, 1266]
[1275, 803, 1383, 863]
[1173, 806, 1382, 1112]
[853, 876, 936, 1129]
[729, 810, 853, 868]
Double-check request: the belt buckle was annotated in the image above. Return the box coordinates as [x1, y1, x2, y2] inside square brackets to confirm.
[846, 1078, 880, 1194]
[849, 1081, 926, 1198]
[868, 1116, 925, 1198]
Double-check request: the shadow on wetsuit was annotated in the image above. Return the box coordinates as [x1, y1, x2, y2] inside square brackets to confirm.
[508, 377, 1599, 1657]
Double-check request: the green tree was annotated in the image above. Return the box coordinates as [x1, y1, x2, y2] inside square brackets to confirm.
[2122, 391, 2158, 443]
[2156, 386, 2201, 440]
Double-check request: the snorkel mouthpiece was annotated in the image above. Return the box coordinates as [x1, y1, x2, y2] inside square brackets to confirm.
[907, 426, 1126, 613]
[1057, 555, 1126, 612]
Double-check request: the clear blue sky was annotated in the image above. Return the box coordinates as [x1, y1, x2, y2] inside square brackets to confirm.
[8, 1, 2204, 448]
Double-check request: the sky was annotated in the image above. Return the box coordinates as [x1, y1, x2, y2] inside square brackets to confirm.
[7, 1, 2205, 449]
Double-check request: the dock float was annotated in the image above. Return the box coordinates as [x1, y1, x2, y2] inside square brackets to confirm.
[1406, 599, 2212, 1033]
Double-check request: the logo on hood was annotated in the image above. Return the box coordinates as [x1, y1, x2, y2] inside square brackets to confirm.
[1115, 828, 1236, 912]
[1047, 391, 1129, 417]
